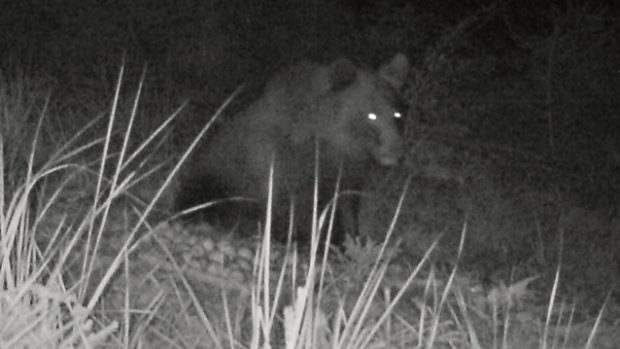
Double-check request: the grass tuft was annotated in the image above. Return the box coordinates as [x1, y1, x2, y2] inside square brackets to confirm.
[0, 63, 611, 348]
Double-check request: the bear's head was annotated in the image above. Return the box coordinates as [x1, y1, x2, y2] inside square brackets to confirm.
[318, 53, 410, 167]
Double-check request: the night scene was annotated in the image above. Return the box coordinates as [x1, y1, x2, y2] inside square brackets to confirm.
[1, 0, 619, 347]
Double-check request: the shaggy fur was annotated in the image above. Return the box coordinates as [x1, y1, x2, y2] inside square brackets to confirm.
[175, 53, 410, 244]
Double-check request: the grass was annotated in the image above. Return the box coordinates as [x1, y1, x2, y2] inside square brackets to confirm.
[0, 65, 613, 348]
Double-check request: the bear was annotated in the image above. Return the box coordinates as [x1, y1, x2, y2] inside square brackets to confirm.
[175, 53, 410, 245]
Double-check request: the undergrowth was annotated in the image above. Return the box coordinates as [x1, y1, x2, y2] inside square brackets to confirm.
[0, 62, 613, 348]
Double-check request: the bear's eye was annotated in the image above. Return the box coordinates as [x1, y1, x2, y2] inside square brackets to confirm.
[393, 112, 401, 119]
[367, 113, 377, 121]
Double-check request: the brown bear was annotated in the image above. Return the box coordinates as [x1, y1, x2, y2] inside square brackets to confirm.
[175, 53, 410, 245]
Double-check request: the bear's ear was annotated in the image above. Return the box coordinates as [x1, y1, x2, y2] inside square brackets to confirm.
[378, 53, 410, 89]
[325, 58, 358, 92]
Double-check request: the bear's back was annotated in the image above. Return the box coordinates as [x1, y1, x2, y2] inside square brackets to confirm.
[183, 60, 342, 194]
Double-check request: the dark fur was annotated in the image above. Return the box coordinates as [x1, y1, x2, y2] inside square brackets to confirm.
[175, 54, 410, 244]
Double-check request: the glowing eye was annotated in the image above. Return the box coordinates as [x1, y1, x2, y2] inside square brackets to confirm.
[368, 113, 377, 120]
[394, 112, 401, 118]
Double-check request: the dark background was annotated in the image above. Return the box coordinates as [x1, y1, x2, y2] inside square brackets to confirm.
[1, 0, 619, 306]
